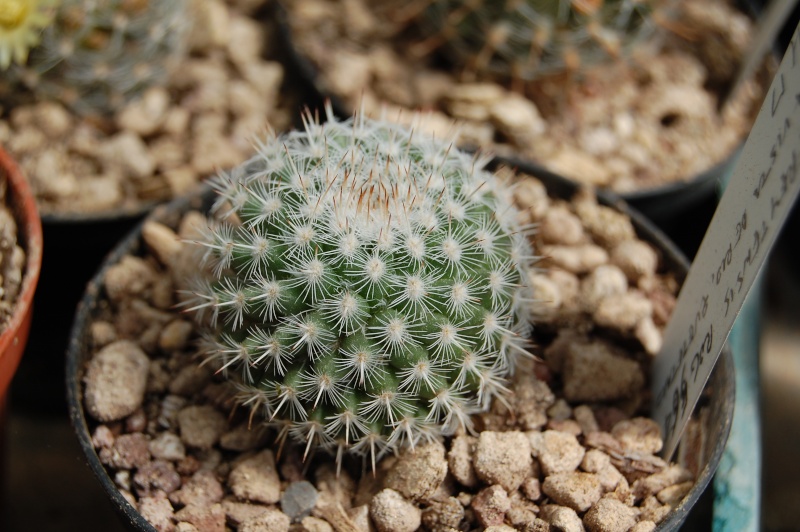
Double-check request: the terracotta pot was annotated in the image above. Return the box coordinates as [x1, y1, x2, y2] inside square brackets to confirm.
[66, 164, 734, 531]
[0, 146, 44, 473]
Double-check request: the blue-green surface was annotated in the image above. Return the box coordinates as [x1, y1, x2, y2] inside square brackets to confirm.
[710, 143, 762, 532]
[712, 269, 763, 531]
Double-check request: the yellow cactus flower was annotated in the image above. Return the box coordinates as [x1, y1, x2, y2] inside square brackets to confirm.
[0, 0, 56, 70]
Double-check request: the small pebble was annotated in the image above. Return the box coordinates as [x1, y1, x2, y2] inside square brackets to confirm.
[239, 508, 291, 532]
[611, 418, 663, 454]
[116, 87, 170, 135]
[99, 433, 151, 470]
[346, 504, 372, 532]
[369, 489, 421, 532]
[631, 520, 657, 532]
[422, 496, 464, 531]
[219, 423, 269, 452]
[177, 405, 227, 449]
[169, 470, 224, 507]
[91, 321, 118, 348]
[281, 481, 319, 522]
[520, 477, 542, 502]
[220, 501, 271, 527]
[300, 516, 334, 532]
[574, 405, 600, 434]
[656, 481, 693, 506]
[448, 435, 479, 488]
[103, 257, 154, 303]
[385, 440, 448, 500]
[542, 472, 603, 512]
[541, 504, 584, 532]
[562, 342, 644, 402]
[229, 450, 281, 504]
[158, 320, 194, 352]
[581, 265, 629, 312]
[631, 464, 693, 500]
[583, 497, 639, 532]
[174, 503, 226, 532]
[547, 399, 573, 421]
[611, 240, 658, 282]
[485, 526, 518, 532]
[99, 131, 156, 180]
[529, 430, 585, 476]
[593, 291, 653, 331]
[473, 431, 532, 492]
[471, 485, 510, 527]
[84, 340, 150, 422]
[545, 244, 610, 274]
[169, 365, 212, 396]
[134, 460, 182, 496]
[540, 206, 585, 245]
[138, 493, 175, 532]
[91, 425, 115, 449]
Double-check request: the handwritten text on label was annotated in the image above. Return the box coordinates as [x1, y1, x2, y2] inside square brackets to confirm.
[652, 22, 800, 459]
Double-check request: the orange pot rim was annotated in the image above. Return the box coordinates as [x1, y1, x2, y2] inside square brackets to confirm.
[0, 146, 43, 364]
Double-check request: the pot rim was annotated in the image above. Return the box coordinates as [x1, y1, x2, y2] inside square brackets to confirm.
[65, 167, 734, 532]
[40, 201, 159, 226]
[0, 146, 43, 381]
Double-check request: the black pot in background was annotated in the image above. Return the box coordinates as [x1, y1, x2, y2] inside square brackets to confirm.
[65, 166, 734, 532]
[274, 1, 776, 262]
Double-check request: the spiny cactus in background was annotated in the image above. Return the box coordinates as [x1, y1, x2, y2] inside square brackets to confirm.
[419, 0, 665, 80]
[0, 0, 56, 69]
[186, 107, 538, 469]
[8, 0, 189, 114]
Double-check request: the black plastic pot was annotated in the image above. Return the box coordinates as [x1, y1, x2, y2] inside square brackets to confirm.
[66, 163, 734, 531]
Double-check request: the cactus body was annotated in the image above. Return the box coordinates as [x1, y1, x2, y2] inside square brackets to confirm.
[189, 109, 537, 465]
[422, 0, 663, 80]
[14, 0, 189, 114]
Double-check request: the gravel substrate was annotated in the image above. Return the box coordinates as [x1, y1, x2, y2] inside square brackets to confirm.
[285, 0, 771, 193]
[0, 172, 26, 333]
[78, 170, 712, 532]
[0, 0, 291, 217]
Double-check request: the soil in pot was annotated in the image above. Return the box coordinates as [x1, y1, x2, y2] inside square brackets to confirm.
[0, 147, 42, 402]
[0, 173, 28, 339]
[0, 146, 43, 501]
[0, 0, 294, 219]
[68, 115, 730, 532]
[282, 0, 771, 195]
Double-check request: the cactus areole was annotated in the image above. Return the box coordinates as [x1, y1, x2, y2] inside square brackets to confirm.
[188, 108, 538, 468]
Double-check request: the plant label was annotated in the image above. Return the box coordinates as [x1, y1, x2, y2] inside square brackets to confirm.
[652, 19, 800, 459]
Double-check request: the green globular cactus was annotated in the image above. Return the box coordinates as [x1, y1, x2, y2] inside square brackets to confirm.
[186, 108, 538, 468]
[12, 0, 189, 114]
[421, 0, 663, 80]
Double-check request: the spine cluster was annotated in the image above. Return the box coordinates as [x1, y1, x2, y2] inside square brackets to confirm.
[189, 108, 537, 467]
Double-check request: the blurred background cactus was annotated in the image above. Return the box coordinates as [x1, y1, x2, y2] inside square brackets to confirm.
[187, 109, 538, 467]
[3, 0, 190, 115]
[406, 0, 668, 81]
